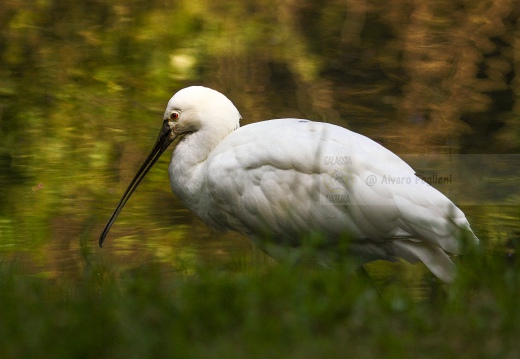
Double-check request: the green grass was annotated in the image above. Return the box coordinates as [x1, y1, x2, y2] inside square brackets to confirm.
[1, 245, 519, 359]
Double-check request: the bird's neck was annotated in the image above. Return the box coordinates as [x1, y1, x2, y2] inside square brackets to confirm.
[168, 126, 235, 211]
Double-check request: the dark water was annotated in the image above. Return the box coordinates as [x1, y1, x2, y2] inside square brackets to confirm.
[1, 0, 519, 278]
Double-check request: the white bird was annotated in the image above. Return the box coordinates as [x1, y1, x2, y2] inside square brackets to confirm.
[100, 86, 478, 282]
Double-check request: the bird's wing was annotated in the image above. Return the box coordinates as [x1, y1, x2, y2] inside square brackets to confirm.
[204, 119, 476, 270]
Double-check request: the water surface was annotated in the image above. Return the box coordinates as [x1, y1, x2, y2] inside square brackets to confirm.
[1, 0, 519, 279]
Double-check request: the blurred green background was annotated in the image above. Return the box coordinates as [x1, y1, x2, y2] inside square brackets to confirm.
[1, 0, 518, 277]
[1, 0, 520, 357]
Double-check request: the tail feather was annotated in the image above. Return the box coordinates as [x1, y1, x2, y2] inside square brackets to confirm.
[391, 239, 457, 282]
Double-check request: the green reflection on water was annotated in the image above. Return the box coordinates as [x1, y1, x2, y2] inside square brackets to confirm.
[0, 0, 519, 278]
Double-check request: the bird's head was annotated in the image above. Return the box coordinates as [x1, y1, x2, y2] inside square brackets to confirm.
[99, 86, 240, 247]
[163, 86, 241, 139]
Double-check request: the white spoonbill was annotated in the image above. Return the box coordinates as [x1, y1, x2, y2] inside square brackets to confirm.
[99, 86, 478, 282]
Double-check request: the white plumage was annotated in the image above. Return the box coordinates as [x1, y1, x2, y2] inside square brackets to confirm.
[100, 86, 479, 282]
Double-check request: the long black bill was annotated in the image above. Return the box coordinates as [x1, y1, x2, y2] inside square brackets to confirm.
[99, 120, 176, 247]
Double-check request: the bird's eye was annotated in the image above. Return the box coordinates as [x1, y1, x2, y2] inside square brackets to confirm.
[169, 111, 179, 120]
